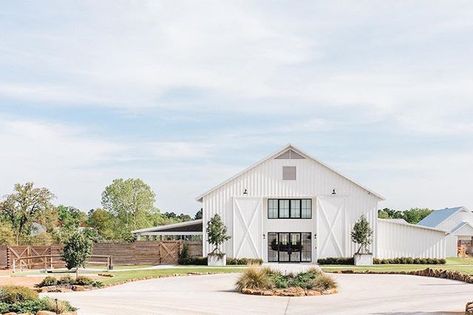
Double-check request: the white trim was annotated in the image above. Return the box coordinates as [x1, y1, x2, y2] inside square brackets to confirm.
[132, 219, 203, 234]
[196, 144, 385, 202]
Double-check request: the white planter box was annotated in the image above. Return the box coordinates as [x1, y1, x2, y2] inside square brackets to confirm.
[354, 253, 373, 266]
[208, 254, 226, 266]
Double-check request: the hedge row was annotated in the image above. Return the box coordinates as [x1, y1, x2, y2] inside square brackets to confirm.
[317, 257, 446, 265]
[317, 257, 354, 265]
[178, 257, 263, 265]
[373, 257, 446, 265]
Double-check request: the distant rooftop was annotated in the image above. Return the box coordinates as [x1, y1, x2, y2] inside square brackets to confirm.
[418, 207, 465, 228]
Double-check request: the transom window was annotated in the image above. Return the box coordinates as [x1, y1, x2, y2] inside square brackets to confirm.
[268, 199, 312, 219]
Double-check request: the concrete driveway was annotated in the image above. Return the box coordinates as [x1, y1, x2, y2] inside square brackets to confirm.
[46, 273, 472, 315]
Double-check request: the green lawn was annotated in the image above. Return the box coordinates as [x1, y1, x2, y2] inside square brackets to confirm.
[98, 266, 246, 286]
[321, 257, 473, 275]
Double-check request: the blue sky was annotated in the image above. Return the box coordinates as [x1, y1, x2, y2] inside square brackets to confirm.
[1, 1, 473, 215]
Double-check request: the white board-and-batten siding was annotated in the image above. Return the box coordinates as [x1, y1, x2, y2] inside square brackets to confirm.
[201, 156, 380, 259]
[377, 219, 446, 259]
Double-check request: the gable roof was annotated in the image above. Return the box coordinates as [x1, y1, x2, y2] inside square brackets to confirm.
[196, 144, 385, 202]
[450, 221, 473, 236]
[418, 207, 467, 228]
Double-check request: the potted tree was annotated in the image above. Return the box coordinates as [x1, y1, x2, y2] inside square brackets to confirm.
[206, 214, 231, 266]
[351, 215, 373, 266]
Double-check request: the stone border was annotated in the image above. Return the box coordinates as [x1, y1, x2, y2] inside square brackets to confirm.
[333, 268, 473, 284]
[241, 287, 337, 297]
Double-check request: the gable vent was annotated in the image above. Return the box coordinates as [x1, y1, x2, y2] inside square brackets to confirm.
[275, 149, 305, 159]
[283, 166, 297, 180]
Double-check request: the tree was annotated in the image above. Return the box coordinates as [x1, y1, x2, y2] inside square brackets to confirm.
[0, 183, 55, 245]
[53, 205, 86, 243]
[378, 207, 432, 224]
[87, 208, 115, 240]
[206, 214, 230, 255]
[101, 178, 156, 240]
[351, 215, 373, 254]
[0, 222, 16, 245]
[62, 231, 92, 278]
[194, 209, 202, 220]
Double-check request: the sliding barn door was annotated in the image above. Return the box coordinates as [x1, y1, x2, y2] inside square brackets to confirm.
[233, 197, 263, 259]
[316, 196, 346, 258]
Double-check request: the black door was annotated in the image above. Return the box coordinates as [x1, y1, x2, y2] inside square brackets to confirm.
[268, 232, 311, 263]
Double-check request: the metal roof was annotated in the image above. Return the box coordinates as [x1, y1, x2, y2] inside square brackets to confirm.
[418, 207, 466, 228]
[132, 219, 203, 234]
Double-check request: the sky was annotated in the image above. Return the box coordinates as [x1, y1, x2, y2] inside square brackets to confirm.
[1, 1, 473, 215]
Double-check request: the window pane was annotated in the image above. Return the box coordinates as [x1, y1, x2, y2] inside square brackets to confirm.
[268, 233, 278, 262]
[279, 233, 289, 261]
[301, 232, 312, 262]
[290, 200, 301, 218]
[301, 199, 312, 218]
[290, 233, 301, 262]
[268, 199, 278, 218]
[279, 200, 290, 218]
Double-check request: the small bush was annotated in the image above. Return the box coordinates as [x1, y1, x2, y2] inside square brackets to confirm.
[59, 275, 73, 285]
[310, 273, 337, 291]
[74, 276, 94, 286]
[43, 297, 76, 313]
[373, 257, 446, 265]
[235, 266, 272, 291]
[178, 256, 208, 265]
[317, 257, 354, 265]
[227, 257, 263, 265]
[0, 286, 38, 304]
[37, 276, 58, 287]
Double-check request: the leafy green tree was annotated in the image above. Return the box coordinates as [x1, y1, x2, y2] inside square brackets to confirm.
[53, 205, 86, 243]
[0, 183, 55, 245]
[194, 209, 203, 220]
[0, 222, 16, 245]
[101, 178, 156, 240]
[87, 208, 115, 240]
[351, 215, 373, 254]
[206, 214, 230, 255]
[378, 207, 432, 224]
[62, 231, 92, 278]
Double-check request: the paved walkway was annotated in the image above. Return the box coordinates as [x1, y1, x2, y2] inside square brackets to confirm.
[46, 273, 472, 315]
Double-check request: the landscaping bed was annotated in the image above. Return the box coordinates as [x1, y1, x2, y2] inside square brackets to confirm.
[35, 276, 103, 293]
[235, 266, 337, 297]
[0, 285, 76, 314]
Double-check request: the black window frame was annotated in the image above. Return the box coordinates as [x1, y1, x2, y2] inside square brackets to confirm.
[267, 198, 312, 219]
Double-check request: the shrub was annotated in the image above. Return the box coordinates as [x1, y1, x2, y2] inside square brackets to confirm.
[317, 257, 354, 265]
[235, 266, 272, 291]
[74, 276, 94, 285]
[310, 273, 337, 291]
[37, 276, 58, 287]
[178, 256, 208, 265]
[227, 257, 263, 265]
[373, 257, 446, 265]
[59, 275, 73, 285]
[43, 297, 76, 313]
[0, 286, 38, 304]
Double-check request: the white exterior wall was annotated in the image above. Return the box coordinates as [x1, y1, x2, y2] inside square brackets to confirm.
[201, 156, 380, 261]
[437, 210, 473, 232]
[445, 234, 458, 257]
[377, 220, 446, 258]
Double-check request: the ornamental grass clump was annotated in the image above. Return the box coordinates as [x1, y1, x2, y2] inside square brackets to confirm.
[235, 265, 272, 291]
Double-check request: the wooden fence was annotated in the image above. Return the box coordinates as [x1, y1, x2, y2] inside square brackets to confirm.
[0, 241, 202, 270]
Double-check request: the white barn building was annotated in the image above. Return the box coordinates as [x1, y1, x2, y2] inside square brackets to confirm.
[418, 207, 473, 257]
[197, 144, 447, 263]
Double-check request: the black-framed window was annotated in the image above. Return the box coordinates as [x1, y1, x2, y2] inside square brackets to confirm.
[268, 199, 312, 219]
[267, 232, 312, 262]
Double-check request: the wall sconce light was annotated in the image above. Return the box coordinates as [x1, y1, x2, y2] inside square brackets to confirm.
[262, 233, 266, 240]
[243, 188, 248, 195]
[332, 189, 336, 195]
